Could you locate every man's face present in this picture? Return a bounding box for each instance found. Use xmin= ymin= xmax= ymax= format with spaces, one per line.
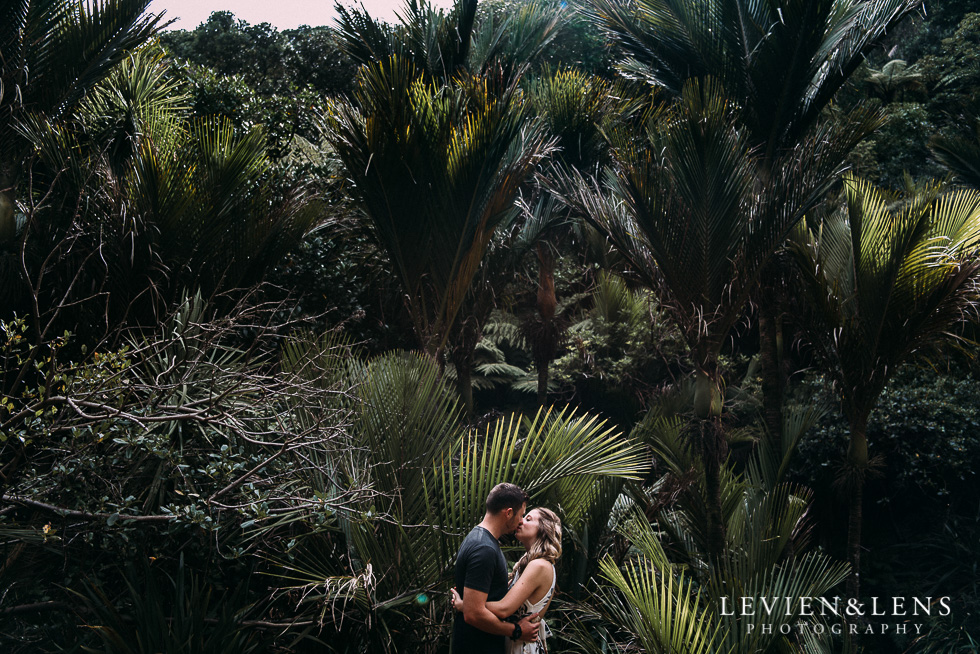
xmin=505 ymin=502 xmax=526 ymax=534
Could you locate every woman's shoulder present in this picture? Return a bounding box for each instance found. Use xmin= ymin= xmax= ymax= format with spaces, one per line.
xmin=524 ymin=558 xmax=554 ymax=577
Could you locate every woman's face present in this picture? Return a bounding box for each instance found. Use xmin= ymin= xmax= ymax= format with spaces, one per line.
xmin=515 ymin=509 xmax=541 ymax=545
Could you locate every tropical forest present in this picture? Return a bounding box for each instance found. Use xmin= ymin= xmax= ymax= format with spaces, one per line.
xmin=3 ymin=0 xmax=980 ymax=652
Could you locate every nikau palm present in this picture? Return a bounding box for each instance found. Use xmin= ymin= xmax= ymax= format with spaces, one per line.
xmin=570 ymin=407 xmax=850 ymax=654
xmin=588 ymin=0 xmax=920 ymax=444
xmin=560 ymin=78 xmax=864 ymax=558
xmin=19 ymin=47 xmax=319 ymax=325
xmin=588 ymin=0 xmax=920 ymax=156
xmin=792 ymin=175 xmax=980 ymax=598
xmin=0 ymin=0 xmax=164 ymax=309
xmin=324 ymin=55 xmax=553 ymax=366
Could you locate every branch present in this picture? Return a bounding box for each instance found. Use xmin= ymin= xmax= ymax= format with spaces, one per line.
xmin=0 ymin=601 xmax=72 ymax=616
xmin=1 ymin=494 xmax=174 ymax=523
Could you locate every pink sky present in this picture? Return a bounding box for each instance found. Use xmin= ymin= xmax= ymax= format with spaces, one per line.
xmin=149 ymin=0 xmax=454 ymax=30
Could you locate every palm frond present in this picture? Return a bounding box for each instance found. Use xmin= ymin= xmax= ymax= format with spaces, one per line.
xmin=588 ymin=0 xmax=917 ymax=152
xmin=433 ymin=405 xmax=649 ymax=556
xmin=792 ymin=175 xmax=980 ymax=421
xmin=324 ymin=55 xmax=553 ymax=353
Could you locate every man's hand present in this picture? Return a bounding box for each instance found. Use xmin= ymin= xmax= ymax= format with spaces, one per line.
xmin=517 ymin=612 xmax=541 ymax=642
xmin=450 ymin=587 xmax=463 ymax=612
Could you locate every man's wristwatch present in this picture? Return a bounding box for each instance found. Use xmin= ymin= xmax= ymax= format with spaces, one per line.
xmin=511 ymin=623 xmax=522 ymax=641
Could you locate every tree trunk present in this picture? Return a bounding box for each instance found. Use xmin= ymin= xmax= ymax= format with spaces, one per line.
xmin=536 ymin=360 xmax=549 ymax=407
xmin=757 ymin=255 xmax=790 ymax=444
xmin=702 ymin=418 xmax=727 ymax=561
xmin=845 ymin=414 xmax=869 ymax=600
xmin=451 ymin=343 xmax=475 ymax=419
xmin=449 ymin=316 xmax=482 ymax=419
xmin=0 ymin=191 xmax=14 ymax=243
xmin=758 ymin=300 xmax=784 ymax=442
xmin=694 ymin=366 xmax=727 ymax=561
xmin=533 ymin=243 xmax=557 ymax=407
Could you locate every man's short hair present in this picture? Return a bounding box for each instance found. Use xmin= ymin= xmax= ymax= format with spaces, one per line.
xmin=485 ymin=483 xmax=528 ymax=514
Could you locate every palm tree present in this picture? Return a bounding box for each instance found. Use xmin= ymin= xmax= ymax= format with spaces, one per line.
xmin=589 ymin=0 xmax=919 ymax=157
xmin=18 ymin=47 xmax=320 ymax=328
xmin=560 ymin=78 xmax=869 ymax=559
xmin=587 ymin=0 xmax=920 ymax=441
xmin=566 ymin=404 xmax=849 ymax=654
xmin=866 ymin=59 xmax=926 ymax=103
xmin=518 ymin=69 xmax=615 ymax=406
xmin=0 ymin=0 xmax=164 ymax=316
xmin=792 ymin=175 xmax=980 ymax=598
xmin=329 ymin=1 xmax=562 ymax=414
xmin=323 ymin=55 xmax=554 ymax=410
xmin=334 ymin=0 xmax=560 ymax=82
xmin=0 ymin=0 xmax=164 ymax=241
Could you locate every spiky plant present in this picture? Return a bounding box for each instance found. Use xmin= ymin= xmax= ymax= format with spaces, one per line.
xmin=563 ymin=401 xmax=849 ymax=654
xmin=559 ymin=77 xmax=870 ymax=558
xmin=323 ymin=55 xmax=553 ymax=372
xmin=792 ymin=175 xmax=980 ymax=598
xmin=0 ymin=0 xmax=164 ymax=313
xmin=586 ymin=0 xmax=920 ymax=448
xmin=17 ymin=47 xmax=319 ymax=327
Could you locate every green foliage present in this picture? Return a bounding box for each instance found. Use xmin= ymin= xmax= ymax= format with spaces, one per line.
xmin=589 ymin=0 xmax=917 ymax=155
xmin=919 ymin=13 xmax=980 ymax=112
xmin=0 ymin=0 xmax=164 ymax=184
xmin=792 ymin=176 xmax=980 ymax=428
xmin=6 ymin=2 xmax=980 ymax=652
xmin=0 ymin=297 xmax=372 ymax=650
xmin=529 ymin=66 xmax=612 ymax=173
xmin=76 ymin=556 xmax=268 ymax=654
xmin=789 ymin=366 xmax=980 ymax=651
xmin=160 ymin=14 xmax=357 ymax=160
xmin=334 ymin=0 xmax=479 ymax=79
xmin=563 ymin=78 xmax=864 ymax=373
xmin=324 ymin=55 xmax=553 ymax=354
xmin=792 ymin=366 xmax=980 ymax=502
xmin=565 ymin=408 xmax=851 ymax=654
xmin=468 ymin=0 xmax=562 ymax=74
xmin=160 ymin=11 xmax=355 ymax=96
xmin=537 ymin=0 xmax=615 ymax=75
xmin=551 ymin=272 xmax=686 ymax=416
xmin=856 ymin=101 xmax=944 ymax=187
xmin=15 ymin=46 xmax=321 ymax=329
xmin=169 ymin=59 xmax=323 ymax=159
xmin=901 ymin=510 xmax=980 ymax=653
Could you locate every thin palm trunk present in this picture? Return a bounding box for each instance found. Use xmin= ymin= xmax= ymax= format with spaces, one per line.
xmin=702 ymin=417 xmax=727 ymax=560
xmin=845 ymin=413 xmax=870 ymax=599
xmin=694 ymin=365 xmax=727 ymax=560
xmin=758 ymin=292 xmax=785 ymax=442
xmin=536 ymin=361 xmax=549 ymax=407
xmin=531 ymin=243 xmax=559 ymax=407
xmin=0 ymin=190 xmax=14 ymax=242
xmin=451 ymin=319 xmax=480 ymax=419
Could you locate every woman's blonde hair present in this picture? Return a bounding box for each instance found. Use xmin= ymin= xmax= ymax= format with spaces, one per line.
xmin=512 ymin=508 xmax=562 ymax=580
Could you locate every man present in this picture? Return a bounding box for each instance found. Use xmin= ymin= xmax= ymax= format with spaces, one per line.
xmin=453 ymin=483 xmax=540 ymax=653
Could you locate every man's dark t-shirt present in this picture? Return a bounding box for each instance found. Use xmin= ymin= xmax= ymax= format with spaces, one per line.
xmin=453 ymin=525 xmax=510 ymax=654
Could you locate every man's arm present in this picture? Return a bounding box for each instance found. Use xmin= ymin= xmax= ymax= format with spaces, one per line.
xmin=462 ymin=587 xmax=540 ymax=642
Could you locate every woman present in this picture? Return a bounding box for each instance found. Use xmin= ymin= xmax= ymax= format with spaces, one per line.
xmin=452 ymin=507 xmax=562 ymax=653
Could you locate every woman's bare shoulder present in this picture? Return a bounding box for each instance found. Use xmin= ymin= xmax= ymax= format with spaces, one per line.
xmin=524 ymin=558 xmax=554 ymax=576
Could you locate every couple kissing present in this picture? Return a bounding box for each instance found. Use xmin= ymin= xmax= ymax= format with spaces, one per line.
xmin=452 ymin=483 xmax=562 ymax=654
